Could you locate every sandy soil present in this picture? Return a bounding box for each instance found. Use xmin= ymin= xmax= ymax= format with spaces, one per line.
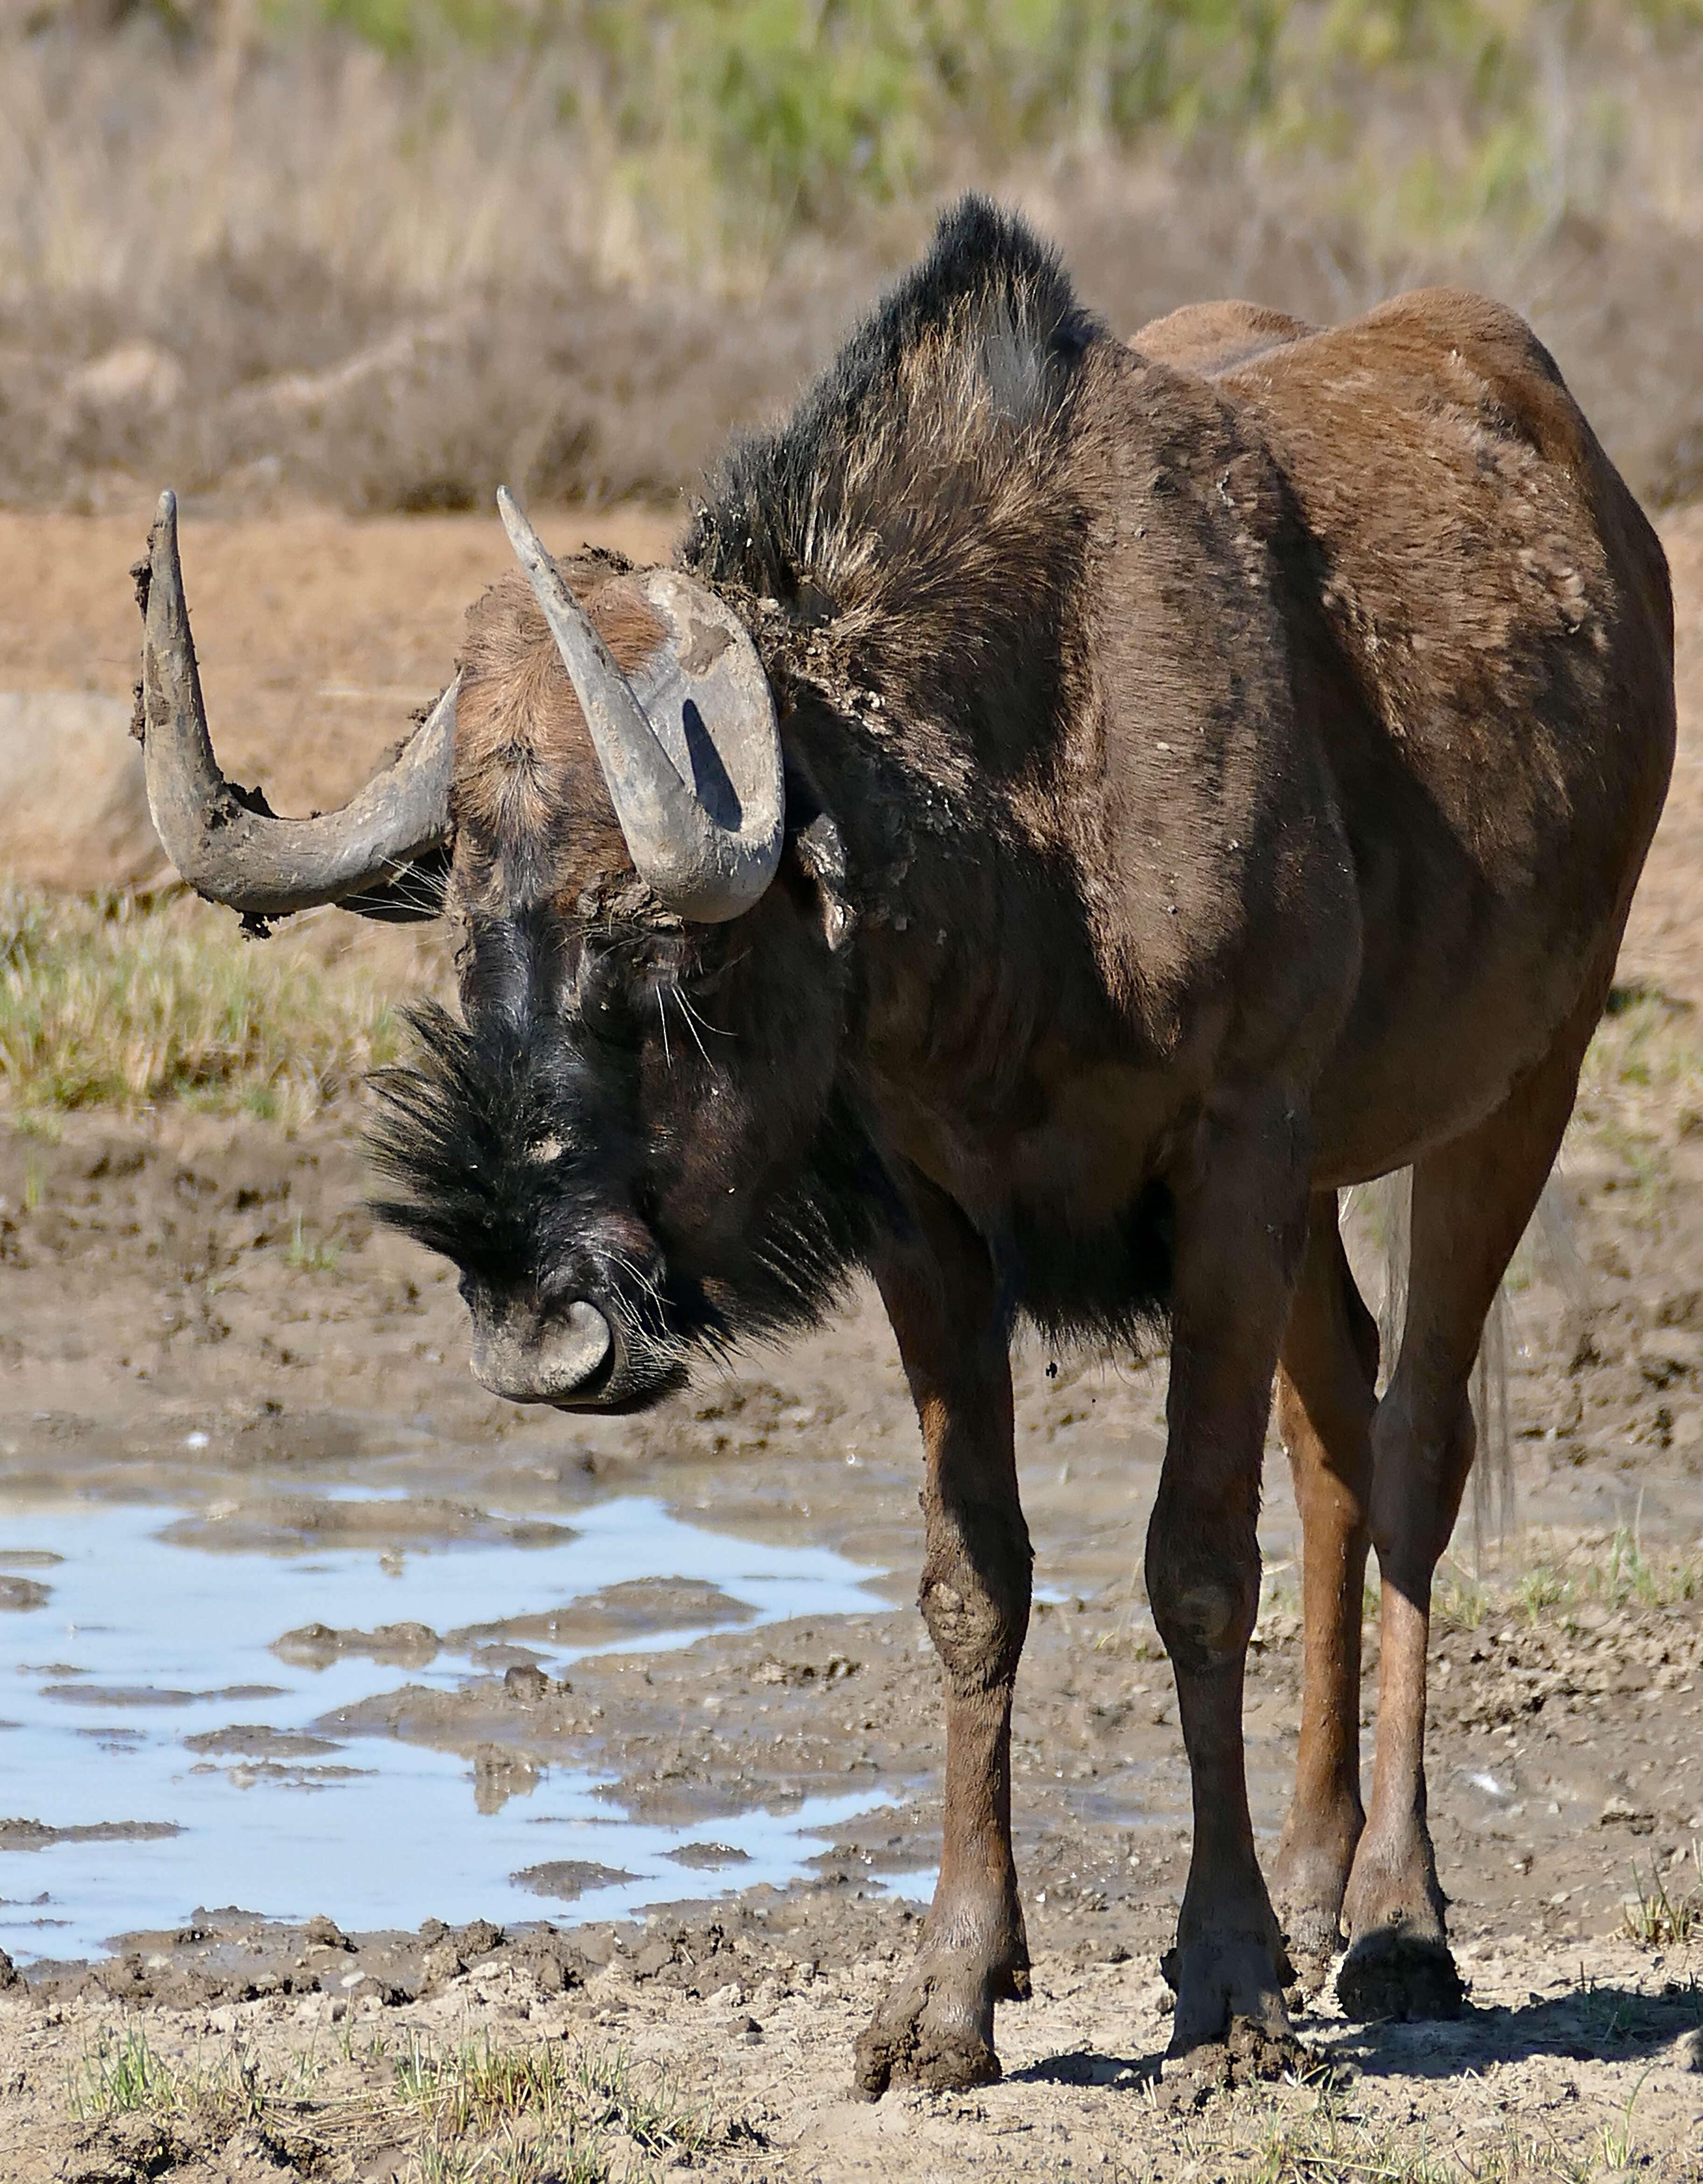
xmin=0 ymin=506 xmax=1701 ymax=2178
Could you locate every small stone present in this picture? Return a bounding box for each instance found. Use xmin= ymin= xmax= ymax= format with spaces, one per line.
xmin=419 ymin=1941 xmax=466 ymax=1993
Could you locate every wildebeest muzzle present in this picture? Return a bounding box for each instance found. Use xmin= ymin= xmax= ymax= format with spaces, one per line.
xmin=468 ymin=1295 xmax=620 ymax=1407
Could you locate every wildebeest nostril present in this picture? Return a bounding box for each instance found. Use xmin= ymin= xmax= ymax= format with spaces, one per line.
xmin=469 ymin=1299 xmax=613 ymax=1404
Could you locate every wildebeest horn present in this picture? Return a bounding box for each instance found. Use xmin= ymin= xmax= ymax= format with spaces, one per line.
xmin=497 ymin=487 xmax=783 ymax=922
xmin=137 ymin=490 xmax=457 ymax=919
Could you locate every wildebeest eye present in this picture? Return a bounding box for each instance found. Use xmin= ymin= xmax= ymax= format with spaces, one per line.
xmin=572 ymin=945 xmax=642 ymax=1046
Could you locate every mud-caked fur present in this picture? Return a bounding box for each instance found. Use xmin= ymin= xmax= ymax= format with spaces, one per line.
xmin=366 ymin=197 xmax=1675 ymax=2092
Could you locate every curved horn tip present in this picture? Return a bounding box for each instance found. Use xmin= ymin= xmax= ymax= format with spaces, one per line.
xmin=496 ymin=486 xmax=546 ymax=569
xmin=150 ymin=488 xmax=181 ymax=565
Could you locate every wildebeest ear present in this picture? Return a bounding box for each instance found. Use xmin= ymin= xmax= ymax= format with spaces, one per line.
xmin=786 ymin=810 xmax=856 ymax=952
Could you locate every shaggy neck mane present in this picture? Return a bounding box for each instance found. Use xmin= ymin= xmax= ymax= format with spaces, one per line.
xmin=685 ymin=197 xmax=1102 ymax=778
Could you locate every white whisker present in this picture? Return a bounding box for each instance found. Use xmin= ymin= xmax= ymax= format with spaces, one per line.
xmin=671 ymin=987 xmax=714 ymax=1069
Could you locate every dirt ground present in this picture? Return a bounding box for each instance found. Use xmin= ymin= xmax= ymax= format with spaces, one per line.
xmin=0 ymin=505 xmax=1701 ymax=2178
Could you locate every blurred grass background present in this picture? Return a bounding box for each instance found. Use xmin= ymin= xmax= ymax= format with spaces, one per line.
xmin=1 ymin=0 xmax=1700 ymax=514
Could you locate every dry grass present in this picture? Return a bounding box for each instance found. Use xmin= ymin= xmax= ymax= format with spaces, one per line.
xmin=0 ymin=881 xmax=407 ymax=1124
xmin=1123 ymin=2067 xmax=1703 ymax=2184
xmin=395 ymin=2031 xmax=718 ymax=2179
xmin=63 ymin=2021 xmax=732 ymax=2184
xmin=1623 ymin=1842 xmax=1703 ymax=1948
xmin=40 ymin=1995 xmax=1703 ymax=2184
xmin=0 ymin=5 xmax=1699 ymax=518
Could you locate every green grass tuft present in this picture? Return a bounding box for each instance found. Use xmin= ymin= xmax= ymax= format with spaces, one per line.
xmin=70 ymin=2025 xmax=183 ymax=2119
xmin=1623 ymin=1843 xmax=1703 ymax=1948
xmin=396 ymin=2033 xmax=718 ymax=2181
xmin=0 ymin=884 xmax=402 ymax=1125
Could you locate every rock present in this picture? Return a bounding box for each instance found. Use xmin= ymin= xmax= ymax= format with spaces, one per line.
xmin=0 ymin=691 xmax=169 ymax=892
xmin=418 ymin=1939 xmax=468 ymax=1995
xmin=506 ymin=1935 xmax=587 ymax=1996
xmin=633 ymin=1937 xmax=676 ymax=1979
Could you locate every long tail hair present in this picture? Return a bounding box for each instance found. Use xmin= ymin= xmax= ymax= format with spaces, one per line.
xmin=1343 ymin=1166 xmax=1584 ymax=1572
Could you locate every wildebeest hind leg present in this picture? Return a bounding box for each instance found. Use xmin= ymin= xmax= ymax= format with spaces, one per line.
xmin=1339 ymin=1001 xmax=1596 ymax=2022
xmin=1149 ymin=1094 xmax=1309 ymax=2067
xmin=1269 ymin=1192 xmax=1378 ymax=1986
xmin=853 ymin=1180 xmax=1032 ymax=2099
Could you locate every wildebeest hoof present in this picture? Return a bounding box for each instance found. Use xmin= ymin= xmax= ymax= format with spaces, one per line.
xmin=1162 ymin=2015 xmax=1309 ymax=2100
xmin=1275 ymin=1903 xmax=1342 ymax=1997
xmin=1283 ymin=1947 xmax=1334 ymax=2002
xmin=852 ymin=1949 xmax=1027 ymax=2099
xmin=1336 ymin=1923 xmax=1465 ymax=2022
xmin=853 ymin=2017 xmax=1000 ymax=2101
xmin=1165 ymin=1900 xmax=1294 ymax=2061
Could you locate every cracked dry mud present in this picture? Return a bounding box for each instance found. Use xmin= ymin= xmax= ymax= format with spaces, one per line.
xmin=0 ymin=507 xmax=1700 ymax=2176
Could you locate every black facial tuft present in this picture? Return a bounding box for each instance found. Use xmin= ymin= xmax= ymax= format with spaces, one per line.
xmin=366 ymin=1001 xmax=587 ymax=1289
xmin=367 ymin=1000 xmax=892 ymax=1359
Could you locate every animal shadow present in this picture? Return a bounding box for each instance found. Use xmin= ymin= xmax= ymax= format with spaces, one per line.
xmin=1334 ymin=1979 xmax=1702 ymax=2079
xmin=1006 ymin=1980 xmax=1701 ymax=2098
xmin=1006 ymin=2048 xmax=1161 ymax=2091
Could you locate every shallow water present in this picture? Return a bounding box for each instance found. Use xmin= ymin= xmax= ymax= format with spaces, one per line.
xmin=0 ymin=1494 xmax=906 ymax=1963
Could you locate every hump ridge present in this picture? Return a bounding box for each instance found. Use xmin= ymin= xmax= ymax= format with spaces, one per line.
xmin=686 ymin=196 xmax=1100 ymax=622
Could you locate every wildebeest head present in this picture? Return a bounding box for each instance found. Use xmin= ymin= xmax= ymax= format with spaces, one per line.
xmin=134 ymin=198 xmax=1099 ymax=1404
xmin=133 ymin=486 xmax=875 ymax=1412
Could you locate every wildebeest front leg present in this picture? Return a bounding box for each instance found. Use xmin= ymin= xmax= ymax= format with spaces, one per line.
xmin=854 ymin=1181 xmax=1031 ymax=2099
xmin=1150 ymin=1100 xmax=1308 ymax=2062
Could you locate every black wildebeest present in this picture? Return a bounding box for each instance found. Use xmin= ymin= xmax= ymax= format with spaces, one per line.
xmin=132 ymin=197 xmax=1674 ymax=2094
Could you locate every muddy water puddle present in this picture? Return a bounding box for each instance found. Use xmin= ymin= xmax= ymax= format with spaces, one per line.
xmin=0 ymin=1494 xmax=907 ymax=1962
